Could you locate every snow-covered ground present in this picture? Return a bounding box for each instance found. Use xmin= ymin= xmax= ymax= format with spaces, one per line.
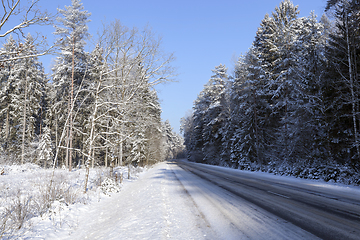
xmin=0 ymin=163 xmax=144 ymax=239
xmin=1 ymin=161 xmax=359 ymax=239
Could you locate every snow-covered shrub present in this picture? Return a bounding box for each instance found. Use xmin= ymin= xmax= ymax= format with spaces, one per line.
xmin=0 ymin=191 xmax=34 ymax=239
xmin=48 ymin=200 xmax=67 ymax=227
xmin=100 ymin=177 xmax=120 ymax=195
xmin=132 ymin=166 xmax=145 ymax=175
xmin=7 ymin=192 xmax=32 ymax=230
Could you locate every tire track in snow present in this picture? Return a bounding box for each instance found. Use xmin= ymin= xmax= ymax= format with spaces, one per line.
xmin=161 ymin=162 xmax=215 ymax=239
xmin=174 ymin=160 xmax=321 ymax=240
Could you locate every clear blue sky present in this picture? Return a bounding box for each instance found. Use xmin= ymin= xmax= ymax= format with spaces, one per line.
xmin=7 ymin=0 xmax=327 ymax=134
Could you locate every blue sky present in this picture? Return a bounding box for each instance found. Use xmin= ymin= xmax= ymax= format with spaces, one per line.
xmin=4 ymin=0 xmax=327 ymax=133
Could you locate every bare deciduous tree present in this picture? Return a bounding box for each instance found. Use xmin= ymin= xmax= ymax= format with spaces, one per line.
xmin=0 ymin=0 xmax=54 ymax=62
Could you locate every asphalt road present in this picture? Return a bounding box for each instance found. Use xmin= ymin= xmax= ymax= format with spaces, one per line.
xmin=176 ymin=160 xmax=360 ymax=240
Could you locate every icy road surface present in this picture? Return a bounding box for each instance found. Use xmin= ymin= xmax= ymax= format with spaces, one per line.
xmin=49 ymin=160 xmax=360 ymax=240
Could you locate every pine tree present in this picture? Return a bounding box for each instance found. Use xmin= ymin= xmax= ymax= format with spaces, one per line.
xmin=51 ymin=0 xmax=91 ymax=170
xmin=180 ymin=111 xmax=195 ymax=160
xmin=190 ymin=88 xmax=210 ymax=163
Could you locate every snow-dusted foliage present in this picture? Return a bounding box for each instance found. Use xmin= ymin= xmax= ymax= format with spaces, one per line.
xmin=182 ymin=0 xmax=360 ymax=184
xmin=37 ymin=127 xmax=53 ymax=168
xmin=183 ymin=64 xmax=230 ymax=165
xmin=0 ymin=34 xmax=47 ymax=164
xmin=162 ymin=120 xmax=186 ymax=160
xmin=100 ymin=177 xmax=120 ymax=195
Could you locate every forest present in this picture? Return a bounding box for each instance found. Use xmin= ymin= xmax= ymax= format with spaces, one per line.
xmin=181 ymin=0 xmax=360 ymax=184
xmin=0 ymin=0 xmax=185 ymax=171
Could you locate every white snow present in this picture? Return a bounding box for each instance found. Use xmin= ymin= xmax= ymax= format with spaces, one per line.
xmin=1 ymin=160 xmax=359 ymax=239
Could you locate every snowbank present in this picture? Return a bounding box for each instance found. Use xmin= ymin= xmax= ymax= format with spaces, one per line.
xmin=0 ymin=163 xmax=146 ymax=239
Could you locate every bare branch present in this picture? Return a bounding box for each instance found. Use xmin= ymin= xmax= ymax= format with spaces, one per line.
xmin=1 ymin=0 xmax=53 ymax=38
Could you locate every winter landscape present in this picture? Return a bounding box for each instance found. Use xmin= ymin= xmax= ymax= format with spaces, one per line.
xmin=1 ymin=0 xmax=360 ymax=239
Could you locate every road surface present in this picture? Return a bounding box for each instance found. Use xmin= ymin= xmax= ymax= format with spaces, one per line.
xmin=48 ymin=160 xmax=360 ymax=239
xmin=175 ymin=160 xmax=360 ymax=240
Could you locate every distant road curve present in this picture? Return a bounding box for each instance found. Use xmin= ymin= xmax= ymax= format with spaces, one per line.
xmin=176 ymin=160 xmax=360 ymax=240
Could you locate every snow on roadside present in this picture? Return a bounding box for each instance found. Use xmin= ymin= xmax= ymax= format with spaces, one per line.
xmin=185 ymin=160 xmax=360 ymax=199
xmin=51 ymin=162 xmax=213 ymax=240
xmin=0 ymin=163 xmax=146 ymax=239
xmin=2 ymin=160 xmax=359 ymax=239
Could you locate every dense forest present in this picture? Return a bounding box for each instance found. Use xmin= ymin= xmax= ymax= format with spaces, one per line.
xmin=181 ymin=0 xmax=360 ymax=184
xmin=0 ymin=0 xmax=185 ymax=170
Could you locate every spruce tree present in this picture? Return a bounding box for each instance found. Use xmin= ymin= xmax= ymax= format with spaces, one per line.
xmin=0 ymin=35 xmax=47 ymax=163
xmin=0 ymin=36 xmax=17 ymax=157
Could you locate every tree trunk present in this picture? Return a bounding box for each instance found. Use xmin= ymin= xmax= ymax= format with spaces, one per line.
xmin=65 ymin=96 xmax=70 ymax=168
xmin=69 ymin=35 xmax=75 ymax=172
xmin=253 ymin=89 xmax=260 ymax=164
xmin=84 ymin=77 xmax=101 ymax=191
xmin=5 ymin=110 xmax=9 ymax=140
xmin=345 ymin=8 xmax=360 ymax=163
xmin=21 ymin=69 xmax=28 ymax=165
xmin=91 ymin=148 xmax=94 ymax=168
xmin=105 ymin=146 xmax=108 ymax=167
xmin=119 ymin=141 xmax=123 ymax=166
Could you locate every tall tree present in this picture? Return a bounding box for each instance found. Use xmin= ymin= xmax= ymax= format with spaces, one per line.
xmin=83 ymin=20 xmax=175 ymax=192
xmin=0 ymin=34 xmax=47 ymax=163
xmin=253 ymin=0 xmax=315 ymax=163
xmin=187 ymin=64 xmax=229 ymax=164
xmin=0 ymin=36 xmax=17 ymax=158
xmin=11 ymin=34 xmax=47 ymax=164
xmin=230 ymin=49 xmax=270 ymax=169
xmin=324 ymin=0 xmax=360 ymax=168
xmin=51 ymin=0 xmax=91 ymax=170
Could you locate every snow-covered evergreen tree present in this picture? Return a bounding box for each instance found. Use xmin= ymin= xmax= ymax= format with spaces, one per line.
xmin=0 ymin=36 xmax=17 ymax=156
xmin=180 ymin=111 xmax=195 ymax=160
xmin=324 ymin=0 xmax=360 ymax=168
xmin=230 ymin=49 xmax=270 ymax=169
xmin=294 ymin=12 xmax=329 ymax=164
xmin=51 ymin=0 xmax=91 ymax=170
xmin=202 ymin=64 xmax=229 ymax=165
xmin=0 ymin=34 xmax=47 ymax=163
xmin=186 ymin=65 xmax=229 ymax=164
xmin=37 ymin=127 xmax=53 ymax=168
xmin=252 ymin=0 xmax=318 ymax=164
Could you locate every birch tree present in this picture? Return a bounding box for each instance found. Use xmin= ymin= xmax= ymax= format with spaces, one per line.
xmin=324 ymin=0 xmax=360 ymax=167
xmin=83 ymin=20 xmax=175 ymax=192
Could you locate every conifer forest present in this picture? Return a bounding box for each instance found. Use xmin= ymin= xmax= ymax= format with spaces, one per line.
xmin=181 ymin=0 xmax=360 ymax=183
xmin=0 ymin=0 xmax=185 ymax=170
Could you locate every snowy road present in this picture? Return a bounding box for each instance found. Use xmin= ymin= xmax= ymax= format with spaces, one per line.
xmin=56 ymin=160 xmax=360 ymax=240
xmin=177 ymin=160 xmax=360 ymax=240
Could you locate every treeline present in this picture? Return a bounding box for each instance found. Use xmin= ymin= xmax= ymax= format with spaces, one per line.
xmin=181 ymin=0 xmax=360 ymax=183
xmin=0 ymin=0 xmax=185 ymax=169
